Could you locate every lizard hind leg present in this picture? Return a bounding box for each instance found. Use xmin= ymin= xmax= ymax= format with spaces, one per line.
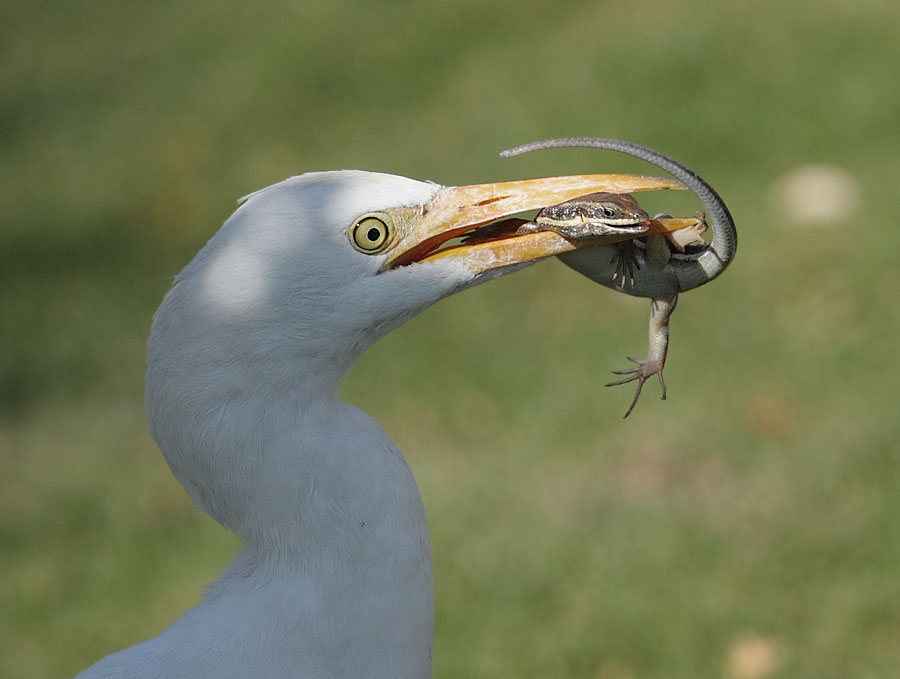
xmin=606 ymin=294 xmax=676 ymax=418
xmin=664 ymin=211 xmax=709 ymax=252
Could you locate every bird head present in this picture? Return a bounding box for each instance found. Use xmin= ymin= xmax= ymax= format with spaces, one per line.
xmin=145 ymin=169 xmax=680 ymax=534
xmin=149 ymin=169 xmax=682 ymax=384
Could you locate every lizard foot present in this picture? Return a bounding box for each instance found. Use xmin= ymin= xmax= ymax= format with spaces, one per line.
xmin=664 ymin=212 xmax=708 ymax=252
xmin=610 ymin=241 xmax=640 ymax=289
xmin=606 ymin=355 xmax=667 ymax=418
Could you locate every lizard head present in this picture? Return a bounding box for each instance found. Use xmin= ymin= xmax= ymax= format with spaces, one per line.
xmin=536 ymin=191 xmax=651 ymax=239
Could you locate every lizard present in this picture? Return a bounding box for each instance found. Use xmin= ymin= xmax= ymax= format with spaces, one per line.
xmin=501 ymin=137 xmax=738 ymax=417
xmin=462 ymin=191 xmax=654 ymax=245
xmin=534 ymin=191 xmax=708 ymax=288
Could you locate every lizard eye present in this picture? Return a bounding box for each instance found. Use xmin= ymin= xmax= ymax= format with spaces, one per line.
xmin=602 ymin=206 xmax=616 ymax=218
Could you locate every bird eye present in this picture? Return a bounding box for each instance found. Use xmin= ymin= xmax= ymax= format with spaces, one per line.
xmin=351 ymin=216 xmax=392 ymax=253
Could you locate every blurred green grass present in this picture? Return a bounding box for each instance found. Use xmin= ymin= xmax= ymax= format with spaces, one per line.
xmin=2 ymin=0 xmax=899 ymax=677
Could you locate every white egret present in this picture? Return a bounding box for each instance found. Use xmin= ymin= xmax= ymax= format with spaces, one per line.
xmin=77 ymin=168 xmax=684 ymax=679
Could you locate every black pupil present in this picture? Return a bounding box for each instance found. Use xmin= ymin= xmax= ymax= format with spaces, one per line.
xmin=366 ymin=226 xmax=381 ymax=242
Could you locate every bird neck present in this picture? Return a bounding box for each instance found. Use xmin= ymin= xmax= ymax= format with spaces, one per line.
xmin=139 ymin=373 xmax=435 ymax=677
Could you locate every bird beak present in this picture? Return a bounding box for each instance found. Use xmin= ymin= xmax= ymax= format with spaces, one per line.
xmin=384 ymin=174 xmax=685 ymax=274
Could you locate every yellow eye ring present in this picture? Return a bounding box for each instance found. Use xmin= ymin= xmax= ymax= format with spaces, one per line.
xmin=351 ymin=216 xmax=392 ymax=253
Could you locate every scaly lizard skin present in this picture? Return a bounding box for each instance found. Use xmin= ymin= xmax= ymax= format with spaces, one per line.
xmin=530 ymin=191 xmax=652 ymax=238
xmin=502 ymin=138 xmax=737 ymax=417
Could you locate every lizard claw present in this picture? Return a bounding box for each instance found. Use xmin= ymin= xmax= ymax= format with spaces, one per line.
xmin=605 ymin=356 xmax=667 ymax=418
xmin=610 ymin=242 xmax=640 ymax=289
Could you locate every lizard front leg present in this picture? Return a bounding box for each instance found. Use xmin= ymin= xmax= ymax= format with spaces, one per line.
xmin=613 ymin=213 xmax=706 ymax=289
xmin=607 ymin=292 xmax=677 ymax=418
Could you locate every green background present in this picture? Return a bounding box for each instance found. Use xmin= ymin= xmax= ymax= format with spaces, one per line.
xmin=3 ymin=1 xmax=898 ymax=677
